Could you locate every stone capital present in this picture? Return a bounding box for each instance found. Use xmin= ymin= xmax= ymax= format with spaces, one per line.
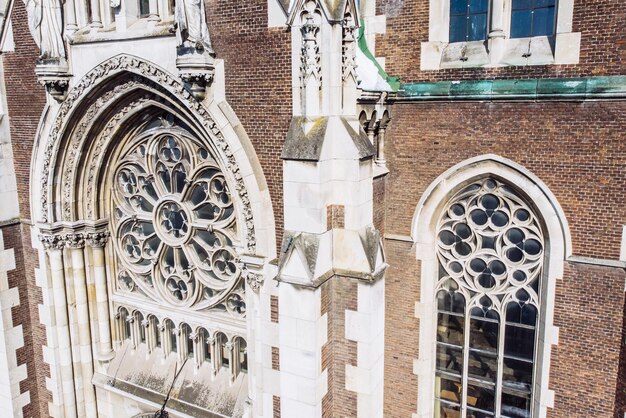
xmin=86 ymin=231 xmax=110 ymax=248
xmin=39 ymin=234 xmax=65 ymax=251
xmin=63 ymin=233 xmax=86 ymax=249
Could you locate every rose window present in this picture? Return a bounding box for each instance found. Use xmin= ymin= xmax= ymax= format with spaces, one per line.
xmin=434 ymin=179 xmax=545 ymax=418
xmin=111 ymin=128 xmax=244 ymax=315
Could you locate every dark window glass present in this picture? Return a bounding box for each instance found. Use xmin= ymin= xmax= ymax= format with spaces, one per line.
xmin=467 ymin=382 xmax=496 ymax=413
xmin=155 ymin=323 xmax=162 ymax=348
xmin=502 ymin=358 xmax=533 ymax=393
xmin=240 ymin=348 xmax=248 ymax=372
xmin=436 ymin=344 xmax=464 ymax=375
xmin=170 ymin=328 xmax=177 ymax=353
xmin=449 ymin=0 xmax=489 ymax=42
xmin=504 ymin=324 xmax=536 ymax=360
xmin=511 ymin=0 xmax=557 ymax=38
xmin=139 ymin=0 xmax=150 ymax=17
xmin=437 ymin=374 xmax=463 ymax=403
xmin=435 ymin=399 xmax=461 ymax=418
xmin=438 ymin=313 xmax=465 ymax=346
xmin=467 ymin=350 xmax=498 ymax=383
xmin=501 ymin=389 xmax=532 ymax=418
xmin=437 ymin=290 xmax=466 ymax=314
xmin=469 ymin=318 xmax=499 ymax=353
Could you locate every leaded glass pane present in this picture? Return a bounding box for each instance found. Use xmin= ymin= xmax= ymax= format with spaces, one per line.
xmin=436 ymin=344 xmax=464 ymax=375
xmin=501 ymin=389 xmax=532 ymax=418
xmin=438 ymin=313 xmax=465 ymax=346
xmin=467 ymin=381 xmax=496 ymax=413
xmin=434 ymin=178 xmax=544 ymax=418
xmin=511 ymin=0 xmax=556 ymax=38
xmin=449 ymin=0 xmax=488 ymax=42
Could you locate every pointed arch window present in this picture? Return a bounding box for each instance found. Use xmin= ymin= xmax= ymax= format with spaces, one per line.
xmin=434 ymin=178 xmax=544 ymax=418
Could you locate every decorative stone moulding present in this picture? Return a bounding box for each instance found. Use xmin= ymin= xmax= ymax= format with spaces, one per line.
xmin=35 ymin=60 xmax=71 ymax=102
xmin=176 ymin=50 xmax=215 ymax=100
xmin=38 ymin=55 xmax=256 ymax=254
xmin=276 ymin=226 xmax=387 ymax=288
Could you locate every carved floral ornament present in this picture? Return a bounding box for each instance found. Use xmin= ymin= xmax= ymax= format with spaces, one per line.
xmin=111 ymin=127 xmax=247 ymax=314
xmin=38 ymin=55 xmax=256 ymax=253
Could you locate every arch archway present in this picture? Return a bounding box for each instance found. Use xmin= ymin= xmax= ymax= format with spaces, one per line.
xmin=411 ymin=154 xmax=570 ymax=418
xmin=32 ymin=54 xmax=275 ymax=417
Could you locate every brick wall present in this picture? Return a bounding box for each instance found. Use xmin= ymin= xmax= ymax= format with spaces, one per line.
xmin=548 ymin=263 xmax=625 ymax=418
xmin=615 ymin=295 xmax=626 ymax=418
xmin=208 ymin=0 xmax=292 ymax=252
xmin=383 ymin=239 xmax=420 ymax=416
xmin=321 ymin=277 xmax=358 ymax=417
xmin=381 ymin=99 xmax=626 ymax=416
xmin=385 ymin=101 xmax=626 ymax=259
xmin=376 ymin=0 xmax=626 ymax=82
xmin=4 ymin=1 xmax=50 ymax=417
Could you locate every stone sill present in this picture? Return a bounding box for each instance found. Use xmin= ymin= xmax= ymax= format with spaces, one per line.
xmin=396 ymin=76 xmax=626 ymax=102
xmin=421 ymin=32 xmax=581 ymax=70
xmin=69 ymin=18 xmax=174 ymax=44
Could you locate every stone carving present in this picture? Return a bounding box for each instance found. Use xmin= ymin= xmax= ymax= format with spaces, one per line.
xmin=243 ymin=269 xmax=263 ymax=292
xmin=24 ymin=0 xmax=66 ymax=61
xmin=63 ymin=233 xmax=85 ymax=249
xmin=174 ymin=0 xmax=214 ymax=53
xmin=39 ymin=234 xmax=65 ymax=250
xmin=111 ymin=127 xmax=245 ymax=313
xmin=86 ymin=231 xmax=110 ymax=248
xmin=300 ymin=6 xmax=321 ymax=85
xmin=40 ymin=55 xmax=255 ymax=253
xmin=342 ymin=12 xmax=357 ymax=82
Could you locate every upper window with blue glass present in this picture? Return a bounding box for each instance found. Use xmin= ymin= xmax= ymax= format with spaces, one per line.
xmin=449 ymin=0 xmax=489 ymax=43
xmin=511 ymin=0 xmax=557 ymax=38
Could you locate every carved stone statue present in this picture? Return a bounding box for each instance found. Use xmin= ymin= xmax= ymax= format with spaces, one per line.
xmin=25 ymin=0 xmax=66 ymax=62
xmin=174 ymin=0 xmax=214 ymax=54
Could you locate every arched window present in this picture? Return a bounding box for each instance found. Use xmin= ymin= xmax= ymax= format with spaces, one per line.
xmin=118 ymin=307 xmax=131 ymax=340
xmin=133 ymin=311 xmax=146 ymax=345
xmin=434 ymin=178 xmax=544 ymax=418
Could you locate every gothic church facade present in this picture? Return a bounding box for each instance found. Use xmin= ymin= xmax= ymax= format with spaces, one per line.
xmin=0 ymin=0 xmax=623 ymax=417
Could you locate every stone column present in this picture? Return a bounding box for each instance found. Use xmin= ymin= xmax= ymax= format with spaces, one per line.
xmin=40 ymin=235 xmax=78 ymax=418
xmin=208 ymin=337 xmax=218 ymax=375
xmin=86 ymin=232 xmax=114 ymax=361
xmin=64 ymin=234 xmax=97 ymax=417
xmin=65 ymin=0 xmax=78 ymax=31
xmin=89 ymin=0 xmax=103 ymax=27
xmin=225 ymin=341 xmax=235 ymax=382
xmin=489 ymin=0 xmax=506 ymax=65
xmin=375 ymin=125 xmax=386 ymax=166
xmin=148 ymin=0 xmax=159 ymax=21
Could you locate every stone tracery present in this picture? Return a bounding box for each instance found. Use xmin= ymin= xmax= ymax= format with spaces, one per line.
xmin=112 ymin=127 xmax=244 ymax=314
xmin=434 ymin=178 xmax=545 ymax=418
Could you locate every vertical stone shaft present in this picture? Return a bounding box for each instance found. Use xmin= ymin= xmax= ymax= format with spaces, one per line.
xmin=65 ymin=0 xmax=78 ymax=30
xmin=89 ymin=236 xmax=114 ymax=360
xmin=48 ymin=244 xmax=78 ymax=418
xmin=148 ymin=0 xmax=159 ymax=20
xmin=68 ymin=244 xmax=97 ymax=417
xmin=90 ymin=0 xmax=103 ymax=27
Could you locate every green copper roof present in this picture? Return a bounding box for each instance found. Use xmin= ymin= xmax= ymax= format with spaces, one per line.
xmin=357 ymin=20 xmax=401 ymax=92
xmin=398 ymin=76 xmax=626 ymax=101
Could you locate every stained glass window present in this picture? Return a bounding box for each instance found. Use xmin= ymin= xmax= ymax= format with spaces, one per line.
xmin=449 ymin=0 xmax=489 ymax=42
xmin=511 ymin=0 xmax=557 ymax=38
xmin=434 ymin=179 xmax=544 ymax=418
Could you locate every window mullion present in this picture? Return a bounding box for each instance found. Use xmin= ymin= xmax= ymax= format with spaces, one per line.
xmin=461 ymin=301 xmax=471 ymax=418
xmin=496 ymin=309 xmax=506 ymax=418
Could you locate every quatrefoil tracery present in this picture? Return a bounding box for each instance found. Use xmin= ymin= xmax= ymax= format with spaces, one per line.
xmin=112 ymin=128 xmax=244 ymax=314
xmin=436 ymin=179 xmax=544 ymax=308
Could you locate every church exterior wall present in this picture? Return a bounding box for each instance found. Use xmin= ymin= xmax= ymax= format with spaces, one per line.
xmin=0 ymin=0 xmax=622 ymax=416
